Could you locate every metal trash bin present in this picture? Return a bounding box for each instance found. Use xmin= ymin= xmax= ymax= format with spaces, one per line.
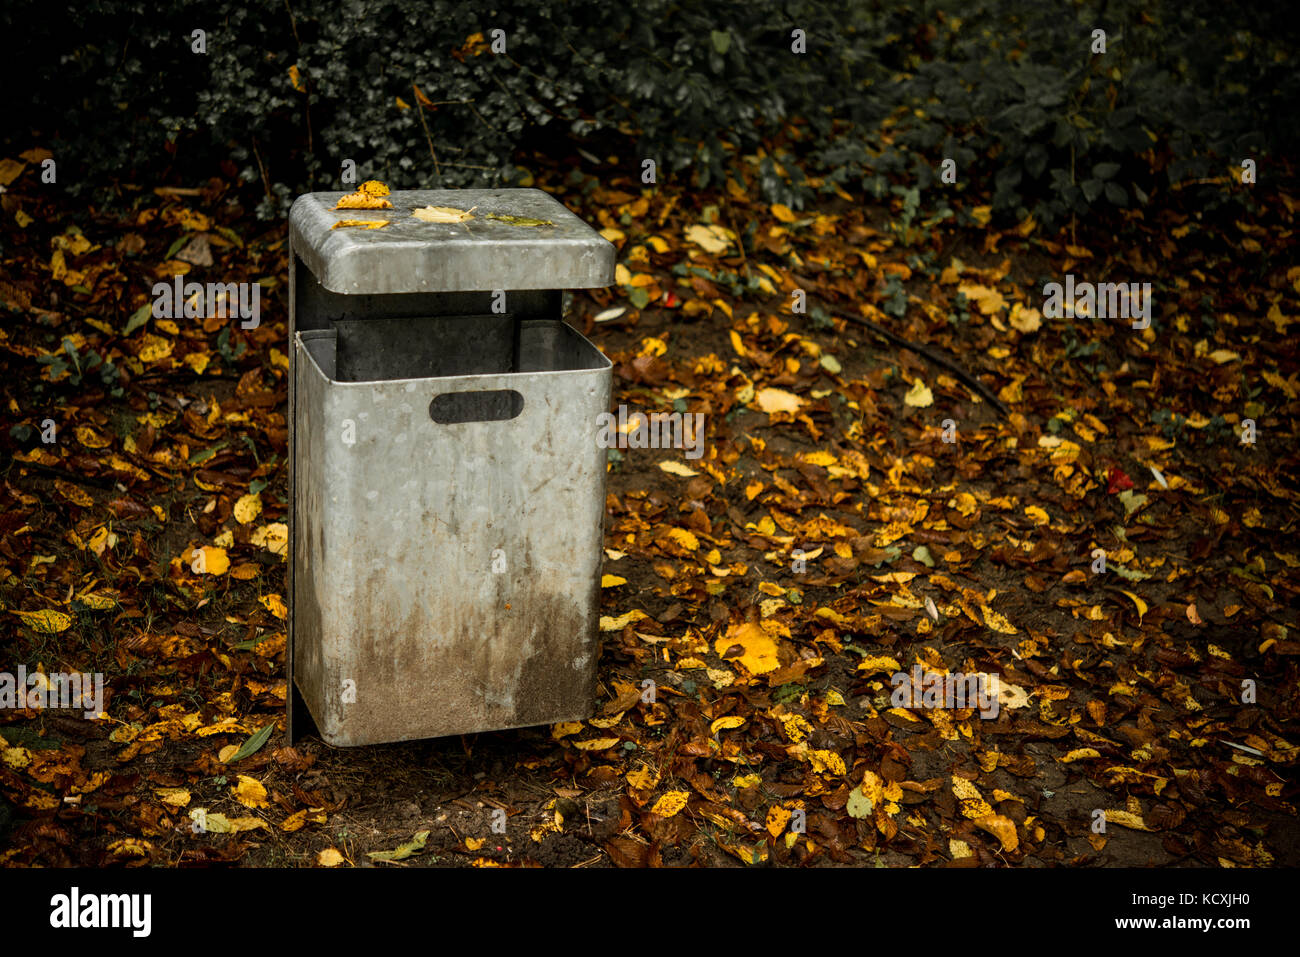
xmin=286 ymin=189 xmax=615 ymax=746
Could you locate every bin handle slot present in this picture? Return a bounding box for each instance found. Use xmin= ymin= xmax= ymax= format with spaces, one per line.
xmin=430 ymin=389 xmax=524 ymax=424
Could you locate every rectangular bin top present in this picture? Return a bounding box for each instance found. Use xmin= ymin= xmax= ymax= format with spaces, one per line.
xmin=290 ymin=188 xmax=615 ymax=295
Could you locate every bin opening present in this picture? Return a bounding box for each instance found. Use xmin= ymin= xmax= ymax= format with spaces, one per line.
xmin=298 ymin=318 xmax=609 ymax=384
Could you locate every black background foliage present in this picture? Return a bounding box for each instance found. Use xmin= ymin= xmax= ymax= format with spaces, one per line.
xmin=2 ymin=0 xmax=1295 ymax=223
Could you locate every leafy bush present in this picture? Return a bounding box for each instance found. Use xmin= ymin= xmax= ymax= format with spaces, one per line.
xmin=3 ymin=0 xmax=1294 ymax=224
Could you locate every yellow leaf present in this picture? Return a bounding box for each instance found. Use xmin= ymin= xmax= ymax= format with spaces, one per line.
xmin=650 ymin=790 xmax=690 ymax=818
xmin=1060 ymin=748 xmax=1101 ymax=763
xmin=807 ymin=749 xmax=846 ymax=775
xmin=250 ymin=522 xmax=288 ymax=557
xmin=572 ymin=737 xmax=620 ymax=751
xmin=626 ymin=764 xmax=661 ymax=791
xmin=155 ymin=787 xmax=191 ymax=807
xmin=766 ymin=804 xmax=792 ymax=836
xmin=1024 ymin=505 xmax=1050 ymax=525
xmin=54 ymin=479 xmax=94 ymax=507
xmin=331 ymin=219 xmax=390 ymax=230
xmin=658 ymin=460 xmax=699 ymax=477
xmin=856 ymin=654 xmax=901 ymax=676
xmin=137 ymin=333 xmax=173 ymax=364
xmin=318 ymin=848 xmax=346 ymax=867
xmin=684 ymin=223 xmax=731 ymax=254
xmin=412 ymin=205 xmax=477 ymax=223
xmin=754 ymin=387 xmax=803 ymax=414
xmin=1009 ymin=302 xmax=1041 ymax=333
xmin=0 ymin=158 xmax=26 ymax=187
xmin=957 ymin=282 xmax=1006 ymax=315
xmin=1119 ymin=590 xmax=1147 ymax=620
xmin=288 ymin=64 xmax=305 ymax=91
xmin=732 ymin=773 xmax=762 ymax=789
xmin=551 ymin=721 xmax=582 ymax=739
xmin=13 ymin=609 xmax=72 ymax=634
xmin=666 ymin=528 xmax=699 ymax=552
xmin=974 ymin=813 xmax=1019 ymax=851
xmin=601 ymin=575 xmax=626 ymax=588
xmin=952 ymin=776 xmax=993 ymax=819
xmin=710 ymin=716 xmax=746 ymax=734
xmin=1103 ymin=809 xmax=1152 ymax=831
xmin=464 ymin=837 xmax=485 ymax=851
xmin=714 ymin=622 xmax=779 ymax=675
xmin=904 ymin=378 xmax=933 ymax=407
xmin=259 ymin=593 xmax=288 ymax=620
xmin=600 ymin=609 xmax=649 ymax=631
xmin=232 ymin=775 xmax=269 ymax=809
xmin=334 ymin=183 xmax=393 ymax=209
xmin=981 ymin=605 xmax=1018 ymax=634
xmin=233 ymin=492 xmax=262 ymax=525
xmin=188 ymin=545 xmax=230 ymax=575
xmin=74 ymin=426 xmax=110 ymax=449
xmin=770 ymin=203 xmax=797 ymax=223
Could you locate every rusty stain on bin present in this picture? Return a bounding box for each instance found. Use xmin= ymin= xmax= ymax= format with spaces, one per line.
xmin=288 ymin=189 xmax=615 ymax=746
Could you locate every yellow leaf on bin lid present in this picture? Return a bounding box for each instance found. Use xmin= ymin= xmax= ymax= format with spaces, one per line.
xmin=335 ymin=181 xmax=392 ymax=209
xmin=331 ymin=219 xmax=390 ymax=230
xmin=412 ymin=205 xmax=476 ymax=223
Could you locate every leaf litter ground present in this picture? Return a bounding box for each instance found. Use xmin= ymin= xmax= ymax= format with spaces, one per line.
xmin=0 ymin=144 xmax=1297 ymax=867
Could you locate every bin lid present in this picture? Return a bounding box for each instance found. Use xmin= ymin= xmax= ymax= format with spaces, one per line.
xmin=289 ymin=189 xmax=616 ymax=295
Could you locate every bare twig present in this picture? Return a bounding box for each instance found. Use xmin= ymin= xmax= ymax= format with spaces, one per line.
xmin=414 ymin=84 xmax=441 ymax=181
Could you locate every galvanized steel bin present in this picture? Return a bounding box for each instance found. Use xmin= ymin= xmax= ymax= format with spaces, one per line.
xmin=287 ymin=189 xmax=615 ymax=746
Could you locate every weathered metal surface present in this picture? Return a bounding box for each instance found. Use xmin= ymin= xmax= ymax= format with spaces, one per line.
xmin=289 ymin=189 xmax=615 ymax=295
xmin=291 ymin=321 xmax=611 ymax=746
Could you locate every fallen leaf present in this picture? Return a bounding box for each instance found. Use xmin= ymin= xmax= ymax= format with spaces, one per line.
xmin=413 ymin=205 xmax=477 ymax=223
xmin=904 ymin=379 xmax=934 ymax=407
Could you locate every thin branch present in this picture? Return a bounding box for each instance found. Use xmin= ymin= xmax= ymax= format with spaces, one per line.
xmin=414 ymin=83 xmax=440 ymax=181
